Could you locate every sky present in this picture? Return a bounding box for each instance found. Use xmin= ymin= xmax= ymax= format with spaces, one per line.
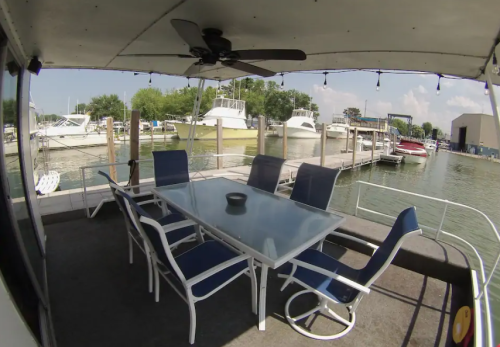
xmin=30 ymin=69 xmax=500 ymax=135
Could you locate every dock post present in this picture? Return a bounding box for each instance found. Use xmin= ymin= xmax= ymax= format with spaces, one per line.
xmin=352 ymin=128 xmax=358 ymax=169
xmin=392 ymin=133 xmax=396 ymax=154
xmin=130 ymin=110 xmax=140 ymax=193
xmin=345 ymin=127 xmax=350 ymax=152
xmin=371 ymin=130 xmax=376 ymax=165
xmin=106 ymin=117 xmax=117 ymax=182
xmin=217 ymin=118 xmax=223 ymax=169
xmin=320 ymin=123 xmax=327 ymax=166
xmin=151 ymin=121 xmax=154 ymax=144
xmin=282 ymin=122 xmax=287 ymax=159
xmin=258 ymin=115 xmax=265 ymax=155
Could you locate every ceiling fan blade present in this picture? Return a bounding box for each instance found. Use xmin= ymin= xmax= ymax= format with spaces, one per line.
xmin=221 ymin=61 xmax=276 ymax=77
xmin=183 ymin=62 xmax=207 ymax=76
xmin=171 ymin=19 xmax=210 ymax=50
xmin=118 ymin=53 xmax=194 ymax=58
xmin=231 ymin=49 xmax=306 ymax=61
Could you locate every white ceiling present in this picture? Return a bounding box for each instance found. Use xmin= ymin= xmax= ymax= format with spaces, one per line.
xmin=2 ymin=0 xmax=500 ymax=82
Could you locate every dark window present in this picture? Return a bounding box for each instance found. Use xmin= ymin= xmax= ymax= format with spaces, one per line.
xmin=301 ymin=122 xmax=314 ymax=129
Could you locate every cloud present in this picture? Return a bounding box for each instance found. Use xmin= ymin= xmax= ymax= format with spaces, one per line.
xmin=312 ymin=84 xmax=363 ymax=122
xmin=371 ymin=101 xmax=393 ymax=117
xmin=446 ymin=96 xmax=481 ymax=112
xmin=402 ymin=90 xmax=430 ymax=120
xmin=442 ymin=80 xmax=455 ymax=88
xmin=416 ymin=85 xmax=428 ymax=94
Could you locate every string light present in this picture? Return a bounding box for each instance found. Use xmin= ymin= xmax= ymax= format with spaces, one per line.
xmin=323 ymin=72 xmax=328 ymax=89
xmin=187 ymin=77 xmax=190 ymax=88
xmin=148 ymin=72 xmax=152 ymax=87
xmin=485 ymin=81 xmax=490 ymax=95
xmin=436 ymin=74 xmax=442 ymax=95
xmin=376 ymin=70 xmax=381 ymax=91
xmin=280 ymin=73 xmax=285 ymax=90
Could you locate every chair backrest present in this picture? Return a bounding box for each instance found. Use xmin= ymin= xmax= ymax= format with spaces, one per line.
xmin=359 ymin=207 xmax=421 ymax=286
xmin=116 ymin=190 xmax=185 ymax=283
xmin=152 ymin=150 xmax=190 ymax=187
xmin=98 ymin=170 xmax=135 ymax=229
xmin=290 ymin=163 xmax=340 ymax=210
xmin=246 ymin=154 xmax=286 ymax=194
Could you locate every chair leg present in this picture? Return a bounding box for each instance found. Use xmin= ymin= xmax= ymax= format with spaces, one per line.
xmin=128 ymin=234 xmax=133 ymax=264
xmin=284 ymin=290 xmax=355 ymax=340
xmin=247 ymin=258 xmax=257 ymax=314
xmin=147 ymin=253 xmax=153 ymax=293
xmin=154 ymin=267 xmax=160 ymax=302
xmin=188 ymin=299 xmax=197 ymax=344
xmin=195 ymin=225 xmax=204 ymax=243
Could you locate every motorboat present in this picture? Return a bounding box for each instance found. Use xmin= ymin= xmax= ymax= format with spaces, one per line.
xmin=395 ymin=139 xmax=428 ymax=164
xmin=274 ymin=108 xmax=320 ymax=139
xmin=40 ymin=114 xmax=109 ymax=149
xmin=424 ymin=139 xmax=437 ymax=155
xmin=175 ymin=96 xmax=257 ymax=140
xmin=326 ymin=116 xmax=349 ymax=139
xmin=361 ymin=137 xmax=384 ymax=150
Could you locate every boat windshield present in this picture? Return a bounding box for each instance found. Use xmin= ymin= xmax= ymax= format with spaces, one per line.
xmin=293 ymin=109 xmax=314 ymax=118
xmin=212 ymin=98 xmax=245 ymax=111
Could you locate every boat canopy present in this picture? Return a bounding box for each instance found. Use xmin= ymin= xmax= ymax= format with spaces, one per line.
xmin=2 ymin=0 xmax=500 ymax=84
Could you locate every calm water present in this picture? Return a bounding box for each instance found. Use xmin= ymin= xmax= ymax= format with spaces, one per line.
xmin=39 ymin=138 xmax=500 ymax=340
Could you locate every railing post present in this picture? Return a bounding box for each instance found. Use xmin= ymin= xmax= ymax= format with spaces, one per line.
xmin=130 ymin=110 xmax=140 ymax=193
xmin=371 ymin=130 xmax=376 ymax=165
xmin=106 ymin=117 xmax=117 ymax=182
xmin=217 ymin=118 xmax=223 ymax=169
xmin=258 ymin=115 xmax=265 ymax=155
xmin=355 ymin=183 xmax=361 ymax=216
xmin=82 ymin=168 xmax=89 ymax=218
xmin=345 ymin=126 xmax=350 ymax=152
xmin=282 ymin=122 xmax=287 ymax=159
xmin=320 ymin=123 xmax=327 ymax=166
xmin=352 ymin=128 xmax=358 ymax=169
xmin=435 ymin=202 xmax=448 ymax=240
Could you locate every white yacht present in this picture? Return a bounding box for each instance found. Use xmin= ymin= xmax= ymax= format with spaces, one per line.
xmin=424 ymin=139 xmax=437 ymax=155
xmin=40 ymin=114 xmax=109 ymax=149
xmin=274 ymin=108 xmax=320 ymax=139
xmin=175 ymin=96 xmax=257 ymax=140
xmin=326 ymin=116 xmax=349 ymax=139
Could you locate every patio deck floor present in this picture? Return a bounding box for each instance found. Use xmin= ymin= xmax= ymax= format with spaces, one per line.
xmin=45 ymin=204 xmax=466 ymax=347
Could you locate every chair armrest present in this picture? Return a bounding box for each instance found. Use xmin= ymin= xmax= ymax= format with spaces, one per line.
xmin=162 ymin=220 xmax=197 ymax=233
xmin=330 ymin=231 xmax=379 ymax=253
xmin=290 ymin=258 xmax=370 ymax=294
xmin=186 ymin=254 xmax=250 ymax=286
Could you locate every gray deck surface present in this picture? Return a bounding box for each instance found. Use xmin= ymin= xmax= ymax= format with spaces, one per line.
xmin=45 ymin=204 xmax=466 ymax=347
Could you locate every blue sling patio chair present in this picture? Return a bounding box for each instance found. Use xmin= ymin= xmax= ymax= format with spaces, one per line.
xmin=98 ymin=170 xmax=200 ymax=295
xmin=280 ymin=207 xmax=422 ymax=340
xmin=118 ymin=189 xmax=257 ymax=345
xmin=246 ymin=154 xmax=286 ymax=194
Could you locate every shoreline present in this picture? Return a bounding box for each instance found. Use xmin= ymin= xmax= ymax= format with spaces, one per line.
xmin=440 ymin=149 xmax=500 ymax=163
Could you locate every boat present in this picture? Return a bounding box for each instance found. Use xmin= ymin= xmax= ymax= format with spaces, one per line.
xmin=40 ymin=114 xmax=109 ymax=149
xmin=273 ymin=108 xmax=320 ymax=139
xmin=361 ymin=137 xmax=384 ymax=150
xmin=395 ymin=139 xmax=428 ymax=164
xmin=326 ymin=116 xmax=349 ymax=139
xmin=424 ymin=139 xmax=437 ymax=155
xmin=175 ymin=96 xmax=257 ymax=140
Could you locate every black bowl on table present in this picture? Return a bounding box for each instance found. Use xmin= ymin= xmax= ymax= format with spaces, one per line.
xmin=226 ymin=192 xmax=247 ymax=207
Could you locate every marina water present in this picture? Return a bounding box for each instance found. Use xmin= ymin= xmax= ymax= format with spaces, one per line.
xmin=38 ymin=138 xmax=500 ymax=336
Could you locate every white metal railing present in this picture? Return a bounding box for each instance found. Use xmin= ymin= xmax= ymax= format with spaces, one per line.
xmin=354 ymin=180 xmax=499 ymax=347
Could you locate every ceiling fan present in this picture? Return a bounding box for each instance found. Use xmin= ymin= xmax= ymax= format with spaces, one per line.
xmin=119 ymin=19 xmax=307 ymax=78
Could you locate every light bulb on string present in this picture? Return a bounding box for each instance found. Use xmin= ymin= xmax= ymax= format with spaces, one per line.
xmin=187 ymin=77 xmax=190 ymax=88
xmin=148 ymin=73 xmax=152 ymax=87
xmin=280 ymin=73 xmax=285 ymax=90
xmin=436 ymin=74 xmax=442 ymax=95
xmin=323 ymin=72 xmax=328 ymax=89
xmin=485 ymin=81 xmax=490 ymax=95
xmin=376 ymin=70 xmax=381 ymax=91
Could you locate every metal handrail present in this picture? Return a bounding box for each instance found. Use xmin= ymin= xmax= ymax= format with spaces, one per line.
xmin=354 ymin=180 xmax=499 ymax=347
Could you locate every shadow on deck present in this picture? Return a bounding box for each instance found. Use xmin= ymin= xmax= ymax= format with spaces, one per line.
xmin=45 ymin=205 xmax=466 ymax=347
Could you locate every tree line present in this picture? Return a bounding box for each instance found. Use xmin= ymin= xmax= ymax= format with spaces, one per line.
xmin=390 ymin=119 xmax=443 ymax=138
xmin=57 ymin=78 xmax=319 ymax=123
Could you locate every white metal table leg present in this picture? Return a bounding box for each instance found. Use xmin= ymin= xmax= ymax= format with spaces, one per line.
xmin=258 ymin=264 xmax=269 ymax=331
xmin=160 ymin=200 xmax=167 ymax=216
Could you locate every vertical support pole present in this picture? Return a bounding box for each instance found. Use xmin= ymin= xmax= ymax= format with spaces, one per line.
xmin=392 ymin=133 xmax=396 ymax=154
xmin=130 ymin=110 xmax=140 ymax=193
xmin=485 ymin=70 xmax=500 ymax=153
xmin=258 ymin=115 xmax=265 ymax=155
xmin=106 ymin=117 xmax=117 ymax=182
xmin=371 ymin=130 xmax=376 ymax=164
xmin=187 ymin=79 xmax=205 ymax=155
xmin=216 ymin=118 xmax=223 ymax=169
xmin=320 ymin=123 xmax=327 ymax=166
xmin=150 ymin=121 xmax=154 ymax=144
xmin=345 ymin=127 xmax=350 ymax=152
xmin=282 ymin=122 xmax=288 ymax=159
xmin=352 ymin=128 xmax=358 ymax=169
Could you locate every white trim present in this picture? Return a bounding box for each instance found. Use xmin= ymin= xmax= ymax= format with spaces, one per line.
xmin=471 ymin=270 xmax=484 ymax=347
xmin=162 ymin=220 xmax=197 ymax=233
xmin=329 ymin=231 xmax=379 ymax=251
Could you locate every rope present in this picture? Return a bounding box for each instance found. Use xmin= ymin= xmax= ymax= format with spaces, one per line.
xmin=126 ymin=160 xmax=137 ymax=187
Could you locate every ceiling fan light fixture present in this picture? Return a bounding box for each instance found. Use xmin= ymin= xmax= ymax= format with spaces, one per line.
xmin=27 ymin=56 xmax=42 ymax=75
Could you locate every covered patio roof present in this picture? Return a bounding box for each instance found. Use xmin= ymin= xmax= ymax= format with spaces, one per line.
xmin=1 ymin=0 xmax=500 ymax=83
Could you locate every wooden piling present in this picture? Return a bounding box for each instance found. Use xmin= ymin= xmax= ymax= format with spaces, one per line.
xmin=371 ymin=131 xmax=376 ymax=165
xmin=106 ymin=117 xmax=117 ymax=182
xmin=320 ymin=123 xmax=327 ymax=166
xmin=150 ymin=121 xmax=154 ymax=144
xmin=130 ymin=110 xmax=140 ymax=193
xmin=352 ymin=128 xmax=358 ymax=169
xmin=216 ymin=119 xmax=223 ymax=169
xmin=258 ymin=115 xmax=265 ymax=155
xmin=345 ymin=127 xmax=350 ymax=152
xmin=282 ymin=122 xmax=288 ymax=159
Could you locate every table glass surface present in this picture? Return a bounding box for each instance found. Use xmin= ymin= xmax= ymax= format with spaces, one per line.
xmin=153 ymin=178 xmax=344 ymax=266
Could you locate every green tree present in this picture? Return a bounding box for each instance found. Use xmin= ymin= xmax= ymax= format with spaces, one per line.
xmin=411 ymin=124 xmax=425 ymax=138
xmin=72 ymin=103 xmax=87 ymax=114
xmin=343 ymin=107 xmax=362 ymax=117
xmin=87 ymin=94 xmax=125 ymax=121
xmin=3 ymin=99 xmax=16 ymax=125
xmin=43 ymin=114 xmax=61 ymax=122
xmin=422 ymin=122 xmax=433 ymax=137
xmin=391 ymin=119 xmax=408 ymax=136
xmin=435 ymin=127 xmax=443 ymax=136
xmin=131 ymin=88 xmax=164 ymax=121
